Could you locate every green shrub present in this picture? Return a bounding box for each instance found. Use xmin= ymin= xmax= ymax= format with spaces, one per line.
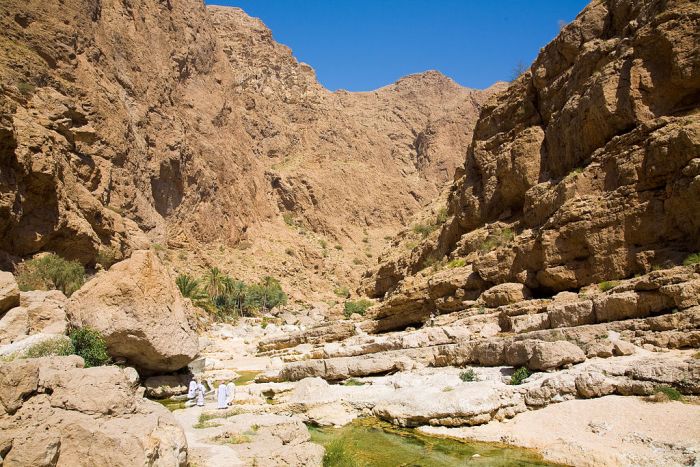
xmin=510 ymin=367 xmax=531 ymax=385
xmin=319 ymin=239 xmax=327 ymax=249
xmin=352 ymin=258 xmax=363 ymax=265
xmin=478 ymin=228 xmax=515 ymax=253
xmin=282 ymin=213 xmax=295 ymax=226
xmin=343 ymin=299 xmax=372 ymax=318
xmin=334 ymin=286 xmax=350 ymax=298
xmin=323 ymin=439 xmax=358 ymax=467
xmin=342 ymin=378 xmax=366 ymax=386
xmin=17 ymin=81 xmax=35 ymax=96
xmin=334 ymin=244 xmax=343 ymax=250
xmin=436 ymin=207 xmax=448 ymax=225
xmin=16 ymin=253 xmax=85 ymax=297
xmin=598 ymin=280 xmax=620 ymax=292
xmin=412 ymin=223 xmax=437 ymax=238
xmin=23 ymin=336 xmax=74 ymax=359
xmin=447 ymin=258 xmax=466 ymax=269
xmin=69 ymin=327 xmax=110 ymax=367
xmin=654 ymin=385 xmax=683 ymax=401
xmin=683 ymin=252 xmax=700 ymax=266
xmin=96 ymin=246 xmax=120 ymax=269
xmin=459 ymin=369 xmax=478 ymax=382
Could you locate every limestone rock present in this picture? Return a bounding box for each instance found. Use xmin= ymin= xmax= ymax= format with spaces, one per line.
xmin=0 ymin=272 xmax=19 ymax=315
xmin=21 ymin=290 xmax=68 ymax=335
xmin=575 ymin=372 xmax=616 ymax=398
xmin=481 ymin=283 xmax=531 ymax=308
xmin=612 ymin=340 xmax=636 ymax=356
xmin=144 ymin=374 xmax=192 ymax=399
xmin=527 ymin=341 xmax=586 ymax=371
xmin=0 ymin=356 xmax=187 ymax=466
xmin=68 ymin=251 xmax=198 ymax=373
xmin=547 ymin=300 xmax=594 ymax=329
xmin=0 ymin=306 xmax=28 ymax=345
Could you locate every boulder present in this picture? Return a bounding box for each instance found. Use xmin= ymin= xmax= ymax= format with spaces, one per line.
xmin=67 ymin=250 xmax=198 ymax=373
xmin=593 ymin=292 xmax=644 ymax=323
xmin=0 ymin=356 xmax=187 ymax=465
xmin=0 ymin=272 xmax=20 ymax=315
xmin=0 ymin=307 xmax=28 ymax=344
xmin=144 ymin=374 xmax=192 ymax=398
xmin=527 ymin=340 xmax=586 ymax=371
xmin=22 ymin=290 xmax=68 ymax=335
xmin=660 ymin=279 xmax=700 ymax=310
xmin=547 ymin=300 xmax=595 ymax=328
xmin=481 ymin=283 xmax=531 ymax=308
xmin=472 ymin=340 xmax=507 ymax=366
xmin=509 ymin=313 xmax=550 ymax=333
xmin=612 ymin=340 xmax=636 ymax=356
xmin=575 ymin=371 xmax=616 ymax=398
xmin=585 ymin=340 xmax=614 ymax=358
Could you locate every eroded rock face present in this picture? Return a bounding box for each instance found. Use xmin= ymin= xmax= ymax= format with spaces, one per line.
xmin=0 ymin=356 xmax=187 ymax=466
xmin=68 ymin=250 xmax=198 ymax=373
xmin=0 ymin=272 xmax=19 ymax=314
xmin=365 ymin=0 xmax=700 ymax=324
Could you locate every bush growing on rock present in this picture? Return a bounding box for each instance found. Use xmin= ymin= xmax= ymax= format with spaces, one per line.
xmin=23 ymin=336 xmax=74 ymax=358
xmin=478 ymin=228 xmax=515 ymax=253
xmin=683 ymin=252 xmax=700 ymax=266
xmin=69 ymin=327 xmax=110 ymax=367
xmin=16 ymin=253 xmax=85 ymax=297
xmin=510 ymin=367 xmax=531 ymax=385
xmin=598 ymin=280 xmax=620 ymax=292
xmin=459 ymin=369 xmax=478 ymax=382
xmin=344 ymin=299 xmax=372 ymax=318
xmin=334 ymin=286 xmax=350 ymax=298
xmin=648 ymin=385 xmax=683 ymax=402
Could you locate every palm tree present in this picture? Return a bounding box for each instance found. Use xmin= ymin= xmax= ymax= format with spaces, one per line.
xmin=175 ymin=274 xmax=210 ymax=312
xmin=202 ymin=267 xmax=226 ymax=299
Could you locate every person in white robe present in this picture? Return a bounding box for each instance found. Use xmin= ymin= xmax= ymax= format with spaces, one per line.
xmin=195 ymin=382 xmax=206 ymax=407
xmin=217 ymin=383 xmax=229 ymax=409
xmin=187 ymin=379 xmax=197 ymax=399
xmin=226 ymin=382 xmax=236 ymax=405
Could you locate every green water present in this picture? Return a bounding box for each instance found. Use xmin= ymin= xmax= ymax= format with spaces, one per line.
xmin=154 ymin=397 xmax=187 ymax=411
xmin=309 ymin=418 xmax=556 ymax=467
xmin=234 ymin=370 xmax=261 ymax=386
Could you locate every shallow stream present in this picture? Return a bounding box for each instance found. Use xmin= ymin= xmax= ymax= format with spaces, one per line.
xmin=309 ymin=418 xmax=556 ymax=466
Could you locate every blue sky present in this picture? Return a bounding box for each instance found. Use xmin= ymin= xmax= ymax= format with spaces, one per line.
xmin=207 ymin=1 xmax=589 ymax=91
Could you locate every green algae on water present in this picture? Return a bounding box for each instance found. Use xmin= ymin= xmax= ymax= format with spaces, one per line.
xmin=234 ymin=370 xmax=261 ymax=386
xmin=154 ymin=398 xmax=187 ymax=412
xmin=309 ymin=418 xmax=554 ymax=467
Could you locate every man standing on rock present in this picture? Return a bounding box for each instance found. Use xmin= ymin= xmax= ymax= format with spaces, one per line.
xmin=217 ymin=383 xmax=229 ymax=409
xmin=196 ymin=381 xmax=206 ymax=407
xmin=187 ymin=379 xmax=197 ymax=400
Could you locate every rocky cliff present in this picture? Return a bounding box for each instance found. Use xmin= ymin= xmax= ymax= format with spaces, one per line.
xmin=364 ymin=0 xmax=700 ymax=328
xmin=0 ymin=0 xmax=500 ymax=302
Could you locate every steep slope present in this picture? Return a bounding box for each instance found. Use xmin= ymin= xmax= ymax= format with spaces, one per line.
xmin=364 ymin=0 xmax=700 ymax=329
xmin=0 ymin=1 xmax=501 ymax=302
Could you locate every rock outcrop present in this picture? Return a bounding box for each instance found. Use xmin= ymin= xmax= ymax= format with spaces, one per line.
xmin=365 ymin=0 xmax=700 ymax=314
xmin=0 ymin=356 xmax=187 ymax=466
xmin=68 ymin=250 xmax=198 ymax=373
xmin=0 ymin=288 xmax=68 ymax=345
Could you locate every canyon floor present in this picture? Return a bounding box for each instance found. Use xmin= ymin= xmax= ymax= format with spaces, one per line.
xmin=170 ymin=317 xmax=700 ymax=467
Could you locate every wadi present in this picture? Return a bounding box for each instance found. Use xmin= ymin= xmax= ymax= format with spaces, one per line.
xmin=0 ymin=0 xmax=699 ymax=465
